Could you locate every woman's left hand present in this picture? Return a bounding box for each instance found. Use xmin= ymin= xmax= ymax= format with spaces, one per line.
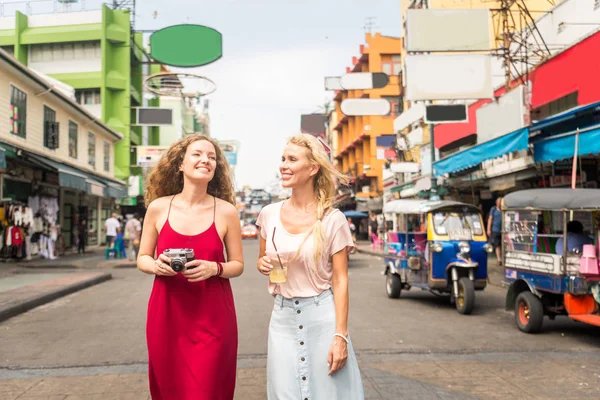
xmin=327 ymin=336 xmax=348 ymax=375
xmin=181 ymin=260 xmax=218 ymax=282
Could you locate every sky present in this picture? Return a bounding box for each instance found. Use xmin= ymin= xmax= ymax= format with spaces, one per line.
xmin=138 ymin=0 xmax=402 ymax=189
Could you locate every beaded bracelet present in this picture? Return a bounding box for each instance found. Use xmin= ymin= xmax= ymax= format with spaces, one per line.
xmin=334 ymin=333 xmax=349 ymax=344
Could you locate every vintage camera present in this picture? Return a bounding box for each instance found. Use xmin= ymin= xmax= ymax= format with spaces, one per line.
xmin=163 ymin=248 xmax=195 ymax=272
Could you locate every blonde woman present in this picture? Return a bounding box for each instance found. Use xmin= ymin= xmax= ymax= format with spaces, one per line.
xmin=256 ymin=134 xmax=364 ymax=399
xmin=137 ymin=134 xmax=243 ymax=399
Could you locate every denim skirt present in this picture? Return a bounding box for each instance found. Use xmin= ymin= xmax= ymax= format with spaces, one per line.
xmin=267 ymin=289 xmax=364 ymax=400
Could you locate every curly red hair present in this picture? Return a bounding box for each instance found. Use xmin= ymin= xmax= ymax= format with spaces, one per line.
xmin=144 ymin=135 xmax=235 ymax=206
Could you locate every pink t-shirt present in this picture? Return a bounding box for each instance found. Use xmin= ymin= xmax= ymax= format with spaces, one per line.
xmin=256 ymin=201 xmax=354 ymax=299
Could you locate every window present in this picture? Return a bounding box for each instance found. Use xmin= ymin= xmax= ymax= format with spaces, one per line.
xmin=43 ymin=106 xmax=59 ymax=149
xmin=382 ymin=96 xmax=402 ymax=117
xmin=382 ymin=55 xmax=402 ymax=76
xmin=68 ymin=121 xmax=78 ymax=158
xmin=75 ymin=89 xmax=101 ymax=105
xmin=103 ymin=141 xmax=110 ymax=172
xmin=29 ymin=41 xmax=100 ymax=62
xmin=391 ymin=55 xmax=402 ymax=75
xmin=531 ymin=92 xmax=578 ymax=121
xmin=10 ymin=85 xmax=27 ymax=138
xmin=88 ymin=132 xmax=96 ymax=167
xmin=1 ymin=46 xmax=14 ymax=56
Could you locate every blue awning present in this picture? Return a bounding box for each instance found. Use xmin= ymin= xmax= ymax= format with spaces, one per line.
xmin=530 ymin=101 xmax=600 ymax=132
xmin=433 ymin=128 xmax=529 ymax=177
xmin=0 ymin=146 xmax=6 ymax=170
xmin=106 ymin=181 xmax=128 ymax=199
xmin=26 ymin=153 xmax=88 ymax=192
xmin=534 ymin=125 xmax=600 ymax=163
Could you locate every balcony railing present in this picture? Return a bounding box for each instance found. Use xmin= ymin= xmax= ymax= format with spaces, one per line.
xmin=0 ymin=0 xmax=103 ymax=17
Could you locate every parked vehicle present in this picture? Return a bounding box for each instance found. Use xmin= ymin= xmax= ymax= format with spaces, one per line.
xmin=382 ymin=200 xmax=492 ymax=314
xmin=502 ymin=188 xmax=600 ymax=333
xmin=241 ymin=224 xmax=258 ymax=240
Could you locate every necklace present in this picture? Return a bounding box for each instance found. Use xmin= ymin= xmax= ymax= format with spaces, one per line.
xmin=288 ymin=198 xmax=317 ymax=215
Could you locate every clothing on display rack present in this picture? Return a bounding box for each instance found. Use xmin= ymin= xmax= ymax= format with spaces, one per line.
xmin=0 ymin=197 xmax=59 ymax=261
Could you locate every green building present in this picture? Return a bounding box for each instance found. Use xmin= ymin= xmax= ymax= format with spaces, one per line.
xmin=0 ymin=4 xmax=162 ymax=208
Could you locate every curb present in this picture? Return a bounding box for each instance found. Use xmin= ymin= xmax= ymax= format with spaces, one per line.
xmin=0 ymin=272 xmax=112 ymax=323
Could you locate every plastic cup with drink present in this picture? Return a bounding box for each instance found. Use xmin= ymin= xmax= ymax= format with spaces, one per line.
xmin=268 ymin=227 xmax=287 ymax=283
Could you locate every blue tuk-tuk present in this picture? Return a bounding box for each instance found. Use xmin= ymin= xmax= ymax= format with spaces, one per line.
xmin=382 ymin=200 xmax=493 ymax=314
xmin=503 ymin=189 xmax=600 ymax=333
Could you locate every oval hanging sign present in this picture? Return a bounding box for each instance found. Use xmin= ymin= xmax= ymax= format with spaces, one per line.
xmin=150 ymin=25 xmax=223 ymax=67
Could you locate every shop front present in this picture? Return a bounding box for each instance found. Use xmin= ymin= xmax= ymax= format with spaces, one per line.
xmin=0 ymin=149 xmax=61 ymax=260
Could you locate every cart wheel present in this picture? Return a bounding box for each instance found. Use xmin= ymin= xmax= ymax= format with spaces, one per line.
xmin=386 ymin=271 xmax=401 ymax=299
xmin=455 ymin=277 xmax=475 ymax=315
xmin=515 ymin=291 xmax=544 ymax=333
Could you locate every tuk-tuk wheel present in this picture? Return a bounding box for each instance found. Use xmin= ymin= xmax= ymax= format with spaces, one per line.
xmin=386 ymin=271 xmax=401 ymax=299
xmin=515 ymin=291 xmax=544 ymax=334
xmin=455 ymin=277 xmax=475 ymax=315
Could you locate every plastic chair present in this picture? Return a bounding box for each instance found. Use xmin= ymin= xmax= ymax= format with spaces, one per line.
xmin=105 ymin=238 xmax=125 ymax=259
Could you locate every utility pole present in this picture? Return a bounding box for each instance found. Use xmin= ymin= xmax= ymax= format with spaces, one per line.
xmin=421 ymin=0 xmax=439 ymax=200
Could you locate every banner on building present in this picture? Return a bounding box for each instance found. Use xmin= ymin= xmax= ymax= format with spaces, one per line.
xmin=137 ymin=146 xmax=169 ymax=167
xmin=218 ymin=140 xmax=239 ymax=166
xmin=224 ymin=152 xmax=237 ymax=165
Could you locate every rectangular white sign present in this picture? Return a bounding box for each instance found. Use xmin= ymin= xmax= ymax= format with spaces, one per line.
xmin=137 ymin=146 xmax=169 ymax=167
xmin=405 ymin=54 xmax=493 ymax=101
xmin=476 ymin=87 xmax=525 ymax=144
xmin=406 ymin=9 xmax=491 ymax=52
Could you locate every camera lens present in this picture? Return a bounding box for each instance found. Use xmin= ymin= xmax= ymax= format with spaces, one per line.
xmin=171 ymin=260 xmax=184 ymax=272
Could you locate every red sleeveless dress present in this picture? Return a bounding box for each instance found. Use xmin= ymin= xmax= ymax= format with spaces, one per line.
xmin=146 ymin=196 xmax=238 ymax=400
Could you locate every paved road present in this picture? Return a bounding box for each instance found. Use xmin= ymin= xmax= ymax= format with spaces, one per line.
xmin=1 ymin=241 xmax=600 ymax=399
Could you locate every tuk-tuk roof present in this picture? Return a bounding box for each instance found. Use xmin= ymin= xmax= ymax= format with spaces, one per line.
xmin=383 ymin=199 xmax=480 ymax=214
xmin=504 ymin=189 xmax=600 ymax=211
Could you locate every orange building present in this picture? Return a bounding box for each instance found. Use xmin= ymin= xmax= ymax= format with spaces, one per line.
xmin=332 ymin=33 xmax=402 ymax=205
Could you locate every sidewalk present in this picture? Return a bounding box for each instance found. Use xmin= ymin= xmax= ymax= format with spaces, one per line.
xmin=0 ymin=270 xmax=112 ymax=322
xmin=355 ymin=241 xmax=506 ymax=288
xmin=13 ymin=247 xmax=137 ymax=269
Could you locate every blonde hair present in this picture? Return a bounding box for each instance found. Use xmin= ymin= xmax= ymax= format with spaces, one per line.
xmin=288 ymin=134 xmax=349 ymax=266
xmin=144 ymin=134 xmax=236 ymax=206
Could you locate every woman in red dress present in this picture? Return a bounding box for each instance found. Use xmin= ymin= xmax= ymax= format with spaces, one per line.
xmin=137 ymin=135 xmax=244 ymax=400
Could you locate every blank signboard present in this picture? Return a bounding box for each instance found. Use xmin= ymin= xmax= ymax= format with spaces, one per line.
xmin=405 ymin=54 xmax=493 ymax=101
xmin=406 ymin=9 xmax=491 ymax=52
xmin=137 ymin=108 xmax=173 ymax=126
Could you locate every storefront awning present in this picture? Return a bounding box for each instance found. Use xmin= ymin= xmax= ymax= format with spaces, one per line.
xmin=0 ymin=146 xmax=6 ymax=169
xmin=106 ymin=181 xmax=128 ymax=199
xmin=26 ymin=153 xmax=87 ymax=192
xmin=530 ymin=101 xmax=600 ymax=132
xmin=86 ymin=177 xmax=107 ymax=197
xmin=533 ymin=125 xmax=600 ymax=164
xmin=433 ymin=128 xmax=529 ymax=177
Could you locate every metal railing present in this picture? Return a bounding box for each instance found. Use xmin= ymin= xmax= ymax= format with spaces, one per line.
xmin=0 ymin=0 xmax=105 ymax=17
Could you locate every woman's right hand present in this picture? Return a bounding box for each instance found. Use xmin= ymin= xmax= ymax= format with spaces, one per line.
xmin=154 ymin=254 xmax=177 ymax=276
xmin=257 ymin=255 xmax=273 ymax=276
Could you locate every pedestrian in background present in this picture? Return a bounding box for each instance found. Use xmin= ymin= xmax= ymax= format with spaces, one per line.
xmin=368 ymin=213 xmax=378 ymax=243
xmin=104 ymin=213 xmax=120 ymax=247
xmin=487 ymin=196 xmax=504 ymax=265
xmin=77 ymin=219 xmax=86 ymax=254
xmin=256 ymin=133 xmax=364 ymax=400
xmin=125 ymin=214 xmax=142 ymax=261
xmin=137 ymin=134 xmax=244 ymax=400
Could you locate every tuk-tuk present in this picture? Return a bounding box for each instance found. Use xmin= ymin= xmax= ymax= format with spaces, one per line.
xmin=382 ymin=200 xmax=492 ymax=314
xmin=502 ymin=188 xmax=600 ymax=333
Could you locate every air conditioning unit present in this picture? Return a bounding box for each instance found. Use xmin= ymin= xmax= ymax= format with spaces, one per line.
xmin=45 ymin=121 xmax=59 ymax=149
